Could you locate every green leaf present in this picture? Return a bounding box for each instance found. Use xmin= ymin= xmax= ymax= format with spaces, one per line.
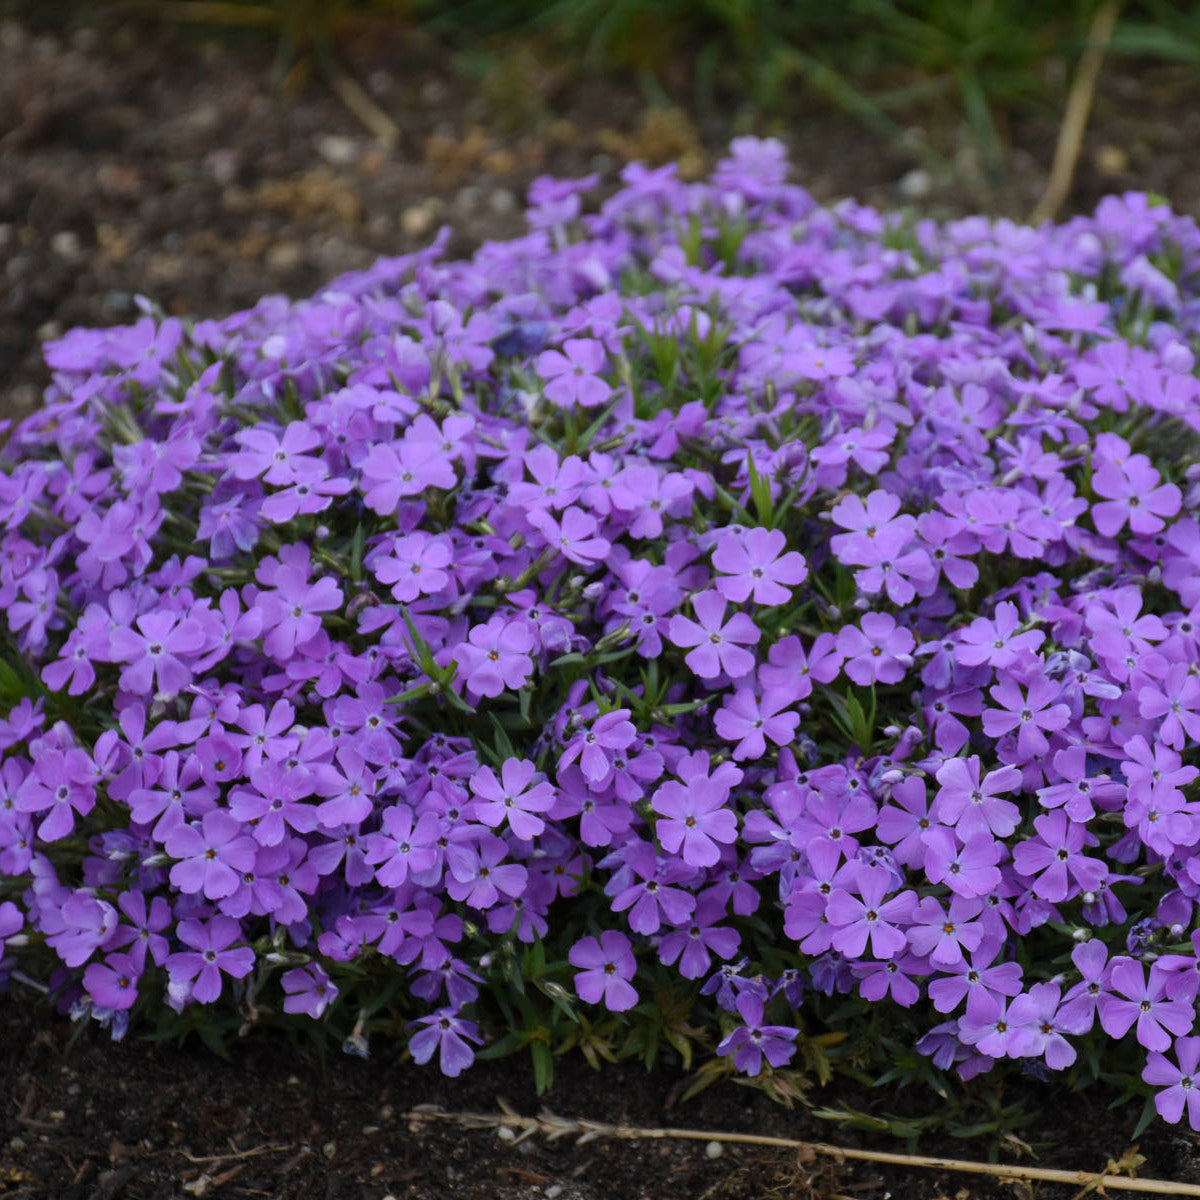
xmin=488 ymin=712 xmax=517 ymax=762
xmin=349 ymin=522 xmax=365 ymax=584
xmin=746 ymin=454 xmax=773 ymax=526
xmin=530 ymin=1040 xmax=555 ymax=1095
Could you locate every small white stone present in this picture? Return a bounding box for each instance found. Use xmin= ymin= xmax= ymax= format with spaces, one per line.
xmin=897 ymin=168 xmax=932 ymax=201
xmin=705 ymin=1140 xmax=724 ymax=1159
xmin=317 ymin=134 xmax=358 ymax=166
xmin=50 ymin=231 xmax=80 ymax=259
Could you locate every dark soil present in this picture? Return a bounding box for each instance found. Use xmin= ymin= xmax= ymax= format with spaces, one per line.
xmin=4 ymin=10 xmax=1200 ymax=1198
xmin=2 ymin=994 xmax=1199 ymax=1200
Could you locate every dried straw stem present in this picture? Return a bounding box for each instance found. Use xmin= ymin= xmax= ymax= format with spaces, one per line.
xmin=1029 ymin=0 xmax=1123 ymax=225
xmin=405 ymin=1102 xmax=1200 ymax=1197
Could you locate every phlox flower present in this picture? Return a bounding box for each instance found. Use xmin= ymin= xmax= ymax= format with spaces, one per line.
xmin=83 ymin=951 xmax=143 ymax=1011
xmin=836 ymin=612 xmax=914 ymax=686
xmin=954 ymin=601 xmax=1045 ymax=670
xmin=825 ymin=865 xmax=916 ymax=959
xmin=933 ymin=756 xmax=1022 ymax=840
xmin=570 ymin=930 xmax=638 ymax=1011
xmin=981 ymin=673 xmax=1069 ymax=760
xmin=716 ymin=991 xmax=798 ymax=1075
xmin=1011 ymin=810 xmax=1106 ymax=902
xmin=921 ymin=828 xmax=1002 ymax=899
xmin=408 ymin=1008 xmax=483 ymax=1077
xmin=1144 ymin=1036 xmax=1200 ymax=1129
xmin=281 ymin=963 xmax=339 ymax=1018
xmin=452 ymin=618 xmax=534 ymax=701
xmin=165 ymin=916 xmax=254 ymax=1005
xmin=1098 ymin=958 xmax=1194 ymax=1051
xmin=657 ymin=895 xmax=740 ymax=979
xmin=711 ymin=527 xmax=807 ymax=606
xmin=536 ymin=337 xmax=610 ymax=409
xmin=1091 ymin=453 xmax=1180 ymax=537
xmin=653 ymin=753 xmax=741 ymax=869
xmin=1007 ymin=981 xmax=1076 ymax=1069
xmin=668 ymin=590 xmax=760 ymax=680
xmin=714 ymin=686 xmax=799 ymax=761
xmin=469 ymin=757 xmax=556 ymax=840
xmin=527 ymin=505 xmax=611 ymax=566
xmin=108 ymin=610 xmax=206 ymax=698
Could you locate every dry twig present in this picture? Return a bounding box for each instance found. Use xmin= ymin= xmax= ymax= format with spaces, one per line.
xmin=1029 ymin=0 xmax=1122 ymax=225
xmin=404 ymin=1102 xmax=1200 ymax=1197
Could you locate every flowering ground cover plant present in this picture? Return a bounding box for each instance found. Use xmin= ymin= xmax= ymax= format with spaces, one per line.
xmin=4 ymin=140 xmax=1200 ymax=1137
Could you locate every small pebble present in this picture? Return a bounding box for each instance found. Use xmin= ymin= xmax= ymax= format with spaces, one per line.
xmin=317 ymin=134 xmax=358 ymax=166
xmin=496 ymin=1125 xmax=515 ymax=1143
xmin=50 ymin=231 xmax=80 ymax=259
xmin=489 ymin=189 xmax=516 ymax=216
xmin=265 ymin=241 xmax=304 ymax=273
xmin=897 ymin=168 xmax=932 ymax=201
xmin=1095 ymin=144 xmax=1129 ymax=176
xmin=705 ymin=1140 xmax=724 ymax=1159
xmin=401 ymin=204 xmax=437 ymax=239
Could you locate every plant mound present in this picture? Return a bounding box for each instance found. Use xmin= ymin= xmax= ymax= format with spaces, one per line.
xmin=4 ymin=141 xmax=1200 ymax=1132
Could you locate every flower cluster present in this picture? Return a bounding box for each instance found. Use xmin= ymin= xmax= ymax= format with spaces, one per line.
xmin=4 ymin=140 xmax=1200 ymax=1129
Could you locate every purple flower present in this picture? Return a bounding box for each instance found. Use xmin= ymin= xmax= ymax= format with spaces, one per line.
xmin=905 ymin=895 xmax=985 ymax=968
xmin=452 ymin=617 xmax=534 ymax=702
xmin=570 ymin=930 xmax=638 ymax=1011
xmin=981 ymin=673 xmax=1069 ymax=760
xmin=166 ymin=916 xmax=255 ymax=1004
xmin=826 ymin=866 xmax=916 ymax=959
xmin=652 ymin=751 xmax=742 ymax=868
xmin=716 ymin=991 xmax=797 ymax=1075
xmin=281 ymin=963 xmax=339 ymax=1018
xmin=408 ymin=1008 xmax=483 ymax=1076
xmin=165 ymin=810 xmax=259 ymax=900
xmin=84 ymin=951 xmax=142 ymax=1011
xmin=1011 ymin=810 xmax=1106 ymax=902
xmin=558 ymin=709 xmax=636 ymax=787
xmin=836 ymin=613 xmax=914 ymax=686
xmin=108 ymin=610 xmax=206 ymax=698
xmin=528 ymin=505 xmax=611 ymax=567
xmin=1098 ymin=958 xmax=1194 ymax=1051
xmin=714 ymin=687 xmax=798 ymax=761
xmin=668 ymin=591 xmax=760 ymax=680
xmin=954 ymin=601 xmax=1045 ymax=670
xmin=372 ymin=533 xmax=454 ymax=602
xmin=958 ymin=991 xmax=1035 ymax=1059
xmin=536 ymin=338 xmax=610 ymax=409
xmin=657 ymin=895 xmax=740 ymax=979
xmin=1007 ymin=981 xmax=1077 ymax=1069
xmin=1091 ymin=451 xmax=1180 ymax=537
xmin=712 ymin=527 xmax=807 ymax=606
xmin=921 ymin=828 xmax=1002 ymax=899
xmin=1143 ymin=1036 xmax=1200 ymax=1128
xmin=933 ymin=756 xmax=1022 ymax=840
xmin=469 ymin=757 xmax=556 ymax=840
